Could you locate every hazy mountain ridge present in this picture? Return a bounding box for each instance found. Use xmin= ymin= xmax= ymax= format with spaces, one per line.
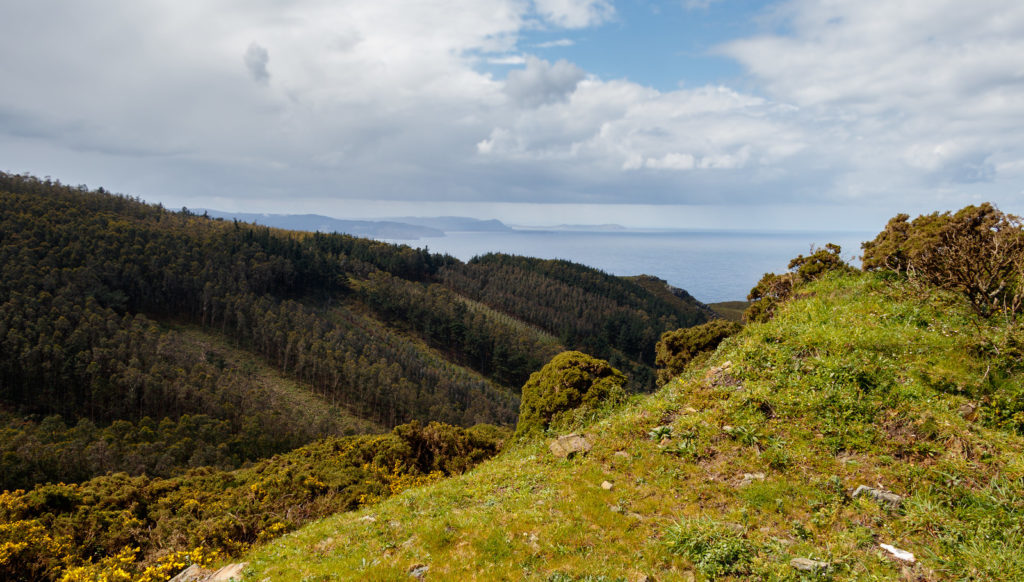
xmin=196 ymin=210 xmax=446 ymax=239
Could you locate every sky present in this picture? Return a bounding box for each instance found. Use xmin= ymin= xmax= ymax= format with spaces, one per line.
xmin=2 ymin=0 xmax=1024 ymax=230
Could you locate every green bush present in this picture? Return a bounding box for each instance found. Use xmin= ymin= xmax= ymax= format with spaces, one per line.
xmin=862 ymin=203 xmax=1024 ymax=316
xmin=744 ymin=243 xmax=854 ymax=323
xmin=654 ymin=319 xmax=742 ymax=385
xmin=664 ymin=518 xmax=757 ymax=579
xmin=514 ymin=351 xmax=627 ymax=438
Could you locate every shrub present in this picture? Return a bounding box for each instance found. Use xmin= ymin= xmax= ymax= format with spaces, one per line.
xmin=655 ymin=319 xmax=742 ymax=385
xmin=862 ymin=203 xmax=1024 ymax=316
xmin=665 ymin=517 xmax=757 ymax=579
xmin=744 ymin=243 xmax=854 ymax=323
xmin=514 ymin=351 xmax=627 ymax=438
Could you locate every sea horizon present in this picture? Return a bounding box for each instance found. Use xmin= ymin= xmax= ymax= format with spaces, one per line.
xmin=380 ymin=227 xmax=875 ymax=304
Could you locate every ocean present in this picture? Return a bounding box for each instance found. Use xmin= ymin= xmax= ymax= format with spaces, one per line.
xmin=383 ymin=229 xmax=875 ymax=303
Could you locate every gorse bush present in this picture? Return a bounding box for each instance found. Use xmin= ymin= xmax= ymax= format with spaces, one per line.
xmin=0 ymin=421 xmax=506 ymax=581
xmin=862 ymin=203 xmax=1024 ymax=317
xmin=654 ymin=319 xmax=742 ymax=385
xmin=514 ymin=351 xmax=627 ymax=438
xmin=744 ymin=243 xmax=854 ymax=323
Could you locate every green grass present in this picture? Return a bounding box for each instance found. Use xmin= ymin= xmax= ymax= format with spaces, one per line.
xmin=708 ymin=301 xmax=750 ymax=322
xmin=239 ymin=272 xmax=1024 ymax=581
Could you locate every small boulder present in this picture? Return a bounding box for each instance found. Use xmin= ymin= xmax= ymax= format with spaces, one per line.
xmin=209 ymin=563 xmax=247 ymax=581
xmin=408 ymin=563 xmax=429 ymax=579
xmin=958 ymin=402 xmax=978 ymax=421
xmin=853 ymin=485 xmax=903 ymax=508
xmin=790 ymin=558 xmax=830 ymax=572
xmin=739 ymin=472 xmax=766 ymax=486
xmin=601 ymin=481 xmax=614 ymax=490
xmin=169 ymin=565 xmax=209 ymax=582
xmin=550 ymin=434 xmax=592 ymax=459
xmin=880 ymin=543 xmax=915 ymax=563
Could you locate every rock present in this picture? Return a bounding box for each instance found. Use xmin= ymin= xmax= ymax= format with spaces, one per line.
xmin=601 ymin=481 xmax=614 ymax=490
xmin=169 ymin=565 xmax=209 ymax=582
xmin=549 ymin=434 xmax=592 ymax=459
xmin=880 ymin=543 xmax=915 ymax=563
xmin=958 ymin=402 xmax=978 ymax=421
xmin=389 ymin=520 xmax=401 ymax=528
xmin=209 ymin=563 xmax=247 ymax=581
xmin=706 ymin=361 xmax=741 ymax=388
xmin=740 ymin=472 xmax=766 ymax=486
xmin=359 ymin=514 xmax=376 ymax=522
xmin=853 ymin=485 xmax=903 ymax=508
xmin=408 ymin=563 xmax=429 ymax=579
xmin=613 ymin=451 xmax=630 ymax=459
xmin=790 ymin=558 xmax=830 ymax=572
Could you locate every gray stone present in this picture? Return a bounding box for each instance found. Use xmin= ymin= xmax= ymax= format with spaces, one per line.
xmin=958 ymin=402 xmax=978 ymax=420
xmin=549 ymin=434 xmax=592 ymax=459
xmin=408 ymin=563 xmax=429 ymax=579
xmin=790 ymin=558 xmax=830 ymax=572
xmin=209 ymin=563 xmax=247 ymax=581
xmin=853 ymin=485 xmax=903 ymax=508
xmin=169 ymin=565 xmax=209 ymax=582
xmin=740 ymin=472 xmax=766 ymax=486
xmin=601 ymin=480 xmax=614 ymax=490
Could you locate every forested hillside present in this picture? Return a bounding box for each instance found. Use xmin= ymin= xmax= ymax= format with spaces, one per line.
xmin=0 ymin=172 xmax=712 ymax=491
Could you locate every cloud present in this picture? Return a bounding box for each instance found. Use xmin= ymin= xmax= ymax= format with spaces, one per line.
xmin=504 ymin=56 xmax=586 ymax=108
xmin=488 ymin=55 xmax=527 ymax=65
xmin=1 ymin=0 xmax=1023 ymax=223
xmin=719 ymin=0 xmax=1024 ymax=197
xmin=244 ymin=43 xmax=270 ymax=85
xmin=684 ymin=0 xmax=722 ymax=9
xmin=533 ymin=0 xmax=615 ymax=29
xmin=535 ymin=38 xmax=575 ymax=48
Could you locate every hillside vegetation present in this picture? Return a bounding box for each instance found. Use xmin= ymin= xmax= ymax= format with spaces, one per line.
xmin=0 ymin=172 xmax=714 ymax=579
xmin=244 ymin=270 xmax=1024 ymax=580
xmin=0 ymin=172 xmax=711 ymax=488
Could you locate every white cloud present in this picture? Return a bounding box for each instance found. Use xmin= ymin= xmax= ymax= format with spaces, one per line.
xmin=535 ymin=38 xmax=575 ymax=48
xmin=720 ymin=0 xmax=1024 ymax=197
xmin=504 ymin=56 xmax=586 ymax=107
xmin=533 ymin=0 xmax=615 ymax=29
xmin=644 ymin=153 xmax=696 ymax=170
xmin=488 ymin=55 xmax=527 ymax=65
xmin=1 ymin=0 xmax=1024 ymax=223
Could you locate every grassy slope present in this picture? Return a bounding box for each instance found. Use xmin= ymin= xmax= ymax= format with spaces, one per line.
xmin=241 ymin=273 xmax=1024 ymax=581
xmin=708 ymin=301 xmax=750 ymax=322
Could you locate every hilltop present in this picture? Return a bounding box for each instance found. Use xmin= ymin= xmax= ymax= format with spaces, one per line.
xmin=243 ymin=272 xmax=1024 ymax=580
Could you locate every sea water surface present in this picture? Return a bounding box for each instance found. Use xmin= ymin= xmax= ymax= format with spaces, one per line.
xmin=385 ymin=229 xmax=874 ymax=303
